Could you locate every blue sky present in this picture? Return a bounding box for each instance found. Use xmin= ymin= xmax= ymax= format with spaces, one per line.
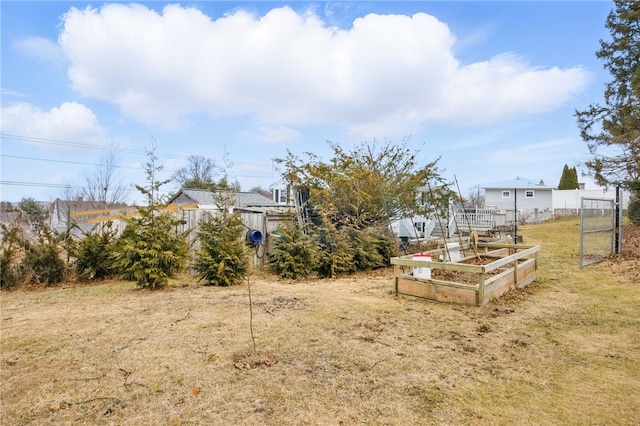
xmin=1 ymin=1 xmax=614 ymax=204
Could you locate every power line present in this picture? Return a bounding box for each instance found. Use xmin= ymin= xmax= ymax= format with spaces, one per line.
xmin=1 ymin=154 xmax=144 ymax=171
xmin=1 ymin=154 xmax=274 ymax=176
xmin=2 ymin=134 xmax=280 ymax=195
xmin=1 ymin=133 xmax=277 ymax=167
xmin=0 ymin=180 xmax=139 ymax=193
xmin=0 ymin=133 xmax=175 ymax=158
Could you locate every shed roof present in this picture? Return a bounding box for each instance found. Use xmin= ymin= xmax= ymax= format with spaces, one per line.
xmin=168 ymin=188 xmax=277 ymax=207
xmin=481 ymin=177 xmax=555 ymax=190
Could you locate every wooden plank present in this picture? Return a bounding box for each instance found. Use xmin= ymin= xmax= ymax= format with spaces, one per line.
xmin=70 ymin=208 xmax=112 ymax=216
xmin=477 ymin=243 xmax=534 ymax=250
xmin=516 ymin=259 xmax=536 ymax=284
xmin=391 ymin=257 xmax=484 ymax=273
xmin=165 ymin=204 xmax=198 ymax=211
xmin=87 ymin=212 xmax=140 ymax=223
xmin=483 ymin=269 xmax=515 ymax=304
xmin=484 ymin=268 xmax=513 ymax=289
xmin=394 ymin=265 xmax=400 ymax=296
xmin=483 ymin=245 xmax=540 ymax=272
xmin=477 ymin=271 xmax=485 ymax=306
xmin=515 ymin=273 xmax=536 ymax=289
xmin=397 ymin=277 xmax=477 ymax=305
xmin=397 ymin=274 xmax=478 ymax=290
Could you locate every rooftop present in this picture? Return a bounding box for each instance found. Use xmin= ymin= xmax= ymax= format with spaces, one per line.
xmin=168 ymin=188 xmax=277 ymax=207
xmin=481 ymin=177 xmax=555 ymax=190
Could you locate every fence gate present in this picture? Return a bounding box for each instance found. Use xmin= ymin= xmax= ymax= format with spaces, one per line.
xmin=580 ymin=197 xmax=615 ymax=268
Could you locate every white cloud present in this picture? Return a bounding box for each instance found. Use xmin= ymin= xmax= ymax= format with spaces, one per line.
xmin=0 ymin=102 xmax=107 ymax=149
xmin=238 ymin=125 xmax=301 ymax=144
xmin=0 ymin=88 xmax=29 ymax=98
xmin=482 ymin=137 xmax=582 ymax=165
xmin=13 ymin=36 xmax=66 ymax=65
xmin=58 ymin=4 xmax=591 ymax=134
xmin=443 ymin=123 xmax=528 ymax=151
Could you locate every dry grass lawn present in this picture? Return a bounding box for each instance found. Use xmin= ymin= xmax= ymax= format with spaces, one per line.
xmin=1 ymin=217 xmax=639 ymax=425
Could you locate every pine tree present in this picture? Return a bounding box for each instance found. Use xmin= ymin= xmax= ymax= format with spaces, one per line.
xmin=558 ymin=165 xmax=573 ymax=189
xmin=194 ymin=213 xmax=247 ymax=286
xmin=112 ymin=143 xmax=189 ymax=289
xmin=575 ymin=0 xmax=640 ymax=187
xmin=571 ymin=167 xmax=580 ymax=189
xmin=558 ymin=165 xmax=570 ymax=189
xmin=559 ymin=165 xmax=581 ymax=190
xmin=268 ymin=224 xmax=318 ymax=279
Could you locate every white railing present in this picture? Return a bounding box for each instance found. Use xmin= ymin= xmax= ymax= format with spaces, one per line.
xmin=454 ymin=209 xmax=517 ymax=230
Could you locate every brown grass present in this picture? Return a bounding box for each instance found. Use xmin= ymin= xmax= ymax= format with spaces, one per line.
xmin=1 ymin=217 xmax=639 ymax=425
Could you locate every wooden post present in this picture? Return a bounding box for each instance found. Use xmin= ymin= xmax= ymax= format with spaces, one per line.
xmin=394 ymin=264 xmax=400 ymax=296
xmin=477 ymin=273 xmax=485 ymax=306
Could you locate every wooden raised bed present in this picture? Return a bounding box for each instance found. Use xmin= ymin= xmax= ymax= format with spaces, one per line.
xmin=390 ymin=242 xmax=540 ymax=306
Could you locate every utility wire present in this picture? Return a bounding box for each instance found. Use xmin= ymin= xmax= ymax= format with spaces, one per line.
xmin=0 ymin=180 xmax=140 ymax=192
xmin=2 ymin=133 xmax=276 ymax=167
xmin=1 ymin=154 xmax=144 ymax=171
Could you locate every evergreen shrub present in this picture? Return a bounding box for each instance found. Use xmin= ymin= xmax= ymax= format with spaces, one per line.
xmin=194 ymin=213 xmax=247 ymax=286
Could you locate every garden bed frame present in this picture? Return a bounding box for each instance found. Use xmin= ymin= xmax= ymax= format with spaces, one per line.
xmin=390 ymin=242 xmax=540 ymax=306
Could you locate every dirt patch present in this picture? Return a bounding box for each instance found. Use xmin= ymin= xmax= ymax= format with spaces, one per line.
xmin=430 ymin=256 xmax=527 ymax=284
xmin=232 ymin=352 xmax=278 ymax=370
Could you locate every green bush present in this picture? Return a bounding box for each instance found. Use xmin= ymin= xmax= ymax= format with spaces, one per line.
xmin=268 ymin=225 xmax=317 ymax=279
xmin=0 ymin=223 xmax=23 ymax=289
xmin=351 ymin=227 xmax=395 ymax=270
xmin=194 ymin=213 xmax=247 ymax=286
xmin=314 ymin=226 xmax=355 ymax=278
xmin=113 ymin=211 xmax=190 ymax=289
xmin=313 ymin=226 xmax=396 ymax=277
xmin=268 ymin=221 xmax=397 ymax=280
xmin=74 ymin=225 xmax=118 ymax=280
xmin=19 ymin=226 xmax=65 ymax=285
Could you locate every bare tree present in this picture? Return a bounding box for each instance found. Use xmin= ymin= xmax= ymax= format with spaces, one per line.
xmin=60 ymin=181 xmax=82 ymax=202
xmin=81 ymin=148 xmax=128 ymax=207
xmin=57 ymin=147 xmax=127 ymax=207
xmin=172 ymin=155 xmax=219 ymax=190
xmin=249 ymin=186 xmax=271 ymax=198
xmin=467 ymin=187 xmax=485 ymax=209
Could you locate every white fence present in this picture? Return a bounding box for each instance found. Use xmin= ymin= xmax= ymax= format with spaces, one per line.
xmin=453 ymin=209 xmax=517 ymax=233
xmin=553 ymin=188 xmax=627 ymax=214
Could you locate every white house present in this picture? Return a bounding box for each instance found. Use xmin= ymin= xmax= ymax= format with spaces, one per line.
xmin=268 ymin=179 xmax=293 ymax=206
xmin=481 ymin=177 xmax=556 ymax=220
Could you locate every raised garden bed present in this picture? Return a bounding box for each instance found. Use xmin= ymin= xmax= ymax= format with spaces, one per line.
xmin=390 ymin=242 xmax=540 ymax=306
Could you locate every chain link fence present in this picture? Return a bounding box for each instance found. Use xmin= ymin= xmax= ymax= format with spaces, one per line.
xmin=621 ymin=218 xmax=640 ymax=261
xmin=580 ymin=197 xmax=615 ymax=268
xmin=579 ymin=188 xmax=640 ymax=267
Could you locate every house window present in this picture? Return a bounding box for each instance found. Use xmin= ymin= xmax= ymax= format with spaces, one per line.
xmin=502 ymin=190 xmax=511 ymax=198
xmin=274 ymin=189 xmax=287 ymax=204
xmin=525 ymin=190 xmax=534 ymax=198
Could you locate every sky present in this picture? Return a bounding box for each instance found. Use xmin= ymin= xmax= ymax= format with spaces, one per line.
xmin=0 ymin=0 xmax=615 ymax=205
